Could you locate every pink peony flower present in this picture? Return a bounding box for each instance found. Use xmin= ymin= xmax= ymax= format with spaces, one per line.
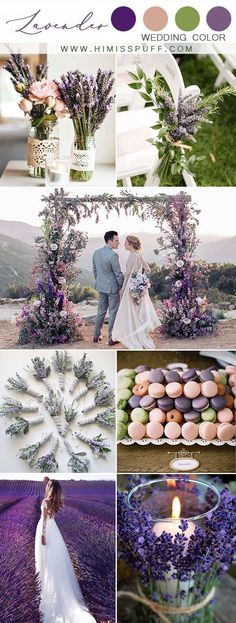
xmin=18 ymin=98 xmax=33 ymax=113
xmin=54 ymin=98 xmax=68 ymax=118
xmin=29 ymin=80 xmax=59 ymax=104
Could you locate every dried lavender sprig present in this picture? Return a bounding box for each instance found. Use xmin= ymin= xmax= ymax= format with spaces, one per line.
xmin=52 ymin=351 xmax=73 ymax=391
xmin=18 ymin=432 xmax=52 ymax=466
xmin=5 ymin=415 xmax=44 ymax=437
xmin=64 ymin=439 xmax=91 ymax=473
xmin=64 ymin=401 xmax=78 ymax=424
xmin=69 ymin=353 xmax=93 ymax=394
xmin=81 ymin=384 xmax=114 ymax=414
xmin=0 ymin=396 xmax=38 ymax=417
xmin=74 ymin=431 xmax=111 ymax=460
xmin=44 ymin=392 xmax=64 ymax=434
xmin=78 ymin=407 xmax=115 ymax=428
xmin=33 ymin=436 xmax=59 ymax=472
xmin=6 ymin=373 xmax=43 ymax=401
xmin=74 ymin=371 xmax=106 ymax=401
xmin=27 ymin=357 xmax=53 ymax=393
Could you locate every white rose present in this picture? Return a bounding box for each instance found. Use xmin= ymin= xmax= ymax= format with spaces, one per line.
xmin=50 ymin=244 xmax=58 ymax=251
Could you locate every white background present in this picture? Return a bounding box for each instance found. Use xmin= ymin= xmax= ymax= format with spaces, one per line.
xmin=0 ymin=348 xmax=116 ymax=474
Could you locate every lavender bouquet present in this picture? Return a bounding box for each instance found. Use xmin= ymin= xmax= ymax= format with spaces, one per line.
xmin=118 ymin=477 xmax=236 ymax=623
xmin=57 ymin=69 xmax=115 ymax=181
xmin=4 ymin=54 xmax=67 ymax=178
xmin=129 ymin=272 xmax=150 ymax=306
xmin=129 ymin=66 xmax=235 ymax=185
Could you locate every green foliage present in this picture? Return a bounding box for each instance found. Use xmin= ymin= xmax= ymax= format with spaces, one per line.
xmin=149 ymin=263 xmax=236 ymax=301
xmin=5 ymin=283 xmax=35 ymax=299
xmin=69 ymin=284 xmax=98 ymax=303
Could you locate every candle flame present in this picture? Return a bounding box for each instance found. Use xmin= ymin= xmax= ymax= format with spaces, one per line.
xmin=167 ymin=479 xmax=176 ymax=488
xmin=172 ymin=496 xmax=181 ymax=520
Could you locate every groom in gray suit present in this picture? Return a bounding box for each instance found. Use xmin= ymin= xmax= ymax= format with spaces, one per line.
xmin=93 ymin=231 xmax=124 ymax=346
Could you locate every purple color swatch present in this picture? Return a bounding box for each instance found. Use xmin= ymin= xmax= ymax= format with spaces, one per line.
xmin=207 ymin=6 xmax=231 ymax=31
xmin=111 ymin=6 xmax=136 ymax=31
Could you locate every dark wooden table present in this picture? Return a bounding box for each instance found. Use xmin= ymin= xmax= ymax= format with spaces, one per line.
xmin=117 ymin=350 xmax=236 ymax=475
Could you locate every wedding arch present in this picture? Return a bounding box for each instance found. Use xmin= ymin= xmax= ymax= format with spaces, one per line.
xmin=17 ymin=188 xmax=217 ymax=344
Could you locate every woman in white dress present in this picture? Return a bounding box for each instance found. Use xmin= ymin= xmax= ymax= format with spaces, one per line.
xmin=35 ymin=479 xmax=96 ymax=623
xmin=112 ymin=235 xmax=161 ymax=349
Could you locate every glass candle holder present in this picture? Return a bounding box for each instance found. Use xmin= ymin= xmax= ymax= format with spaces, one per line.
xmin=45 ymin=158 xmax=71 ymax=187
xmin=126 ymin=478 xmax=221 ymax=623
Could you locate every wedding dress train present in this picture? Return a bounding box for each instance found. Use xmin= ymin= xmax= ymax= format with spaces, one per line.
xmin=35 ymin=501 xmax=96 ymax=623
xmin=112 ymin=252 xmax=161 ymax=349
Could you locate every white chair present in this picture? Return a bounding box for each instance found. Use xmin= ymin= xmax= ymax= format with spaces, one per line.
xmin=117 ymin=50 xmax=196 ymax=187
xmin=198 ymin=45 xmax=236 ymax=89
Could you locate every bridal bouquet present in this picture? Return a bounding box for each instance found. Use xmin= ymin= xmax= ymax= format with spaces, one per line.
xmin=128 ymin=65 xmax=235 ymax=184
xmin=129 ymin=273 xmax=150 ymax=305
xmin=57 ymin=68 xmax=115 ymax=180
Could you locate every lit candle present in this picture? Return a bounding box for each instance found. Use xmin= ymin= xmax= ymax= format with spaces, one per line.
xmin=49 ymin=167 xmax=69 ymax=185
xmin=153 ymin=496 xmax=195 ymax=601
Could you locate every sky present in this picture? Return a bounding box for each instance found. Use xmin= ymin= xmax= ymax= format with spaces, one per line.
xmin=0 ymin=187 xmax=235 ymax=237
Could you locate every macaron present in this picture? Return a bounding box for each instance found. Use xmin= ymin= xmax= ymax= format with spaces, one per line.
xmin=174 ymin=396 xmax=192 ymax=413
xmin=117 ymin=421 xmax=127 ymax=440
xmin=182 ymin=422 xmax=199 ymax=441
xmin=210 ymin=396 xmax=226 ymax=410
xmin=225 ymin=365 xmax=236 ymax=374
xmin=201 ymin=381 xmax=218 ymax=398
xmin=192 ymin=396 xmax=209 ymax=411
xmin=184 ymin=411 xmax=200 ymax=423
xmin=183 ymin=381 xmax=200 ymax=399
xmin=199 ymin=369 xmax=214 ymax=382
xmin=165 ymin=382 xmax=182 ymax=399
xmin=118 ymin=368 xmax=136 ymax=379
xmin=165 ymin=421 xmax=181 ymax=439
xmin=165 ymin=371 xmax=181 ymax=383
xmin=140 ymin=395 xmax=156 ymax=411
xmin=128 ymin=395 xmax=141 ymax=409
xmin=148 ymin=383 xmax=165 ymax=399
xmin=146 ymin=421 xmax=164 ymax=439
xmin=130 ymin=408 xmax=149 ymax=424
xmin=216 ymin=423 xmax=235 ymax=441
xmin=182 ymin=369 xmax=198 ymax=382
xmin=217 ymin=384 xmax=226 ymax=396
xmin=128 ymin=421 xmax=146 ymax=440
xmin=158 ymin=397 xmax=174 ymax=411
xmin=199 ymin=421 xmax=217 ymax=441
xmin=132 ymin=381 xmax=150 ymax=397
xmin=118 ymin=376 xmax=134 ymax=390
xmin=166 ymin=409 xmax=183 ymax=424
xmin=201 ymin=408 xmax=216 ymax=422
xmin=149 ymin=368 xmax=165 ymax=384
xmin=135 ymin=371 xmax=151 ymax=384
xmin=149 ymin=408 xmax=166 ymax=424
xmin=117 ymin=409 xmax=129 ymax=424
xmin=224 ymin=394 xmax=234 ymax=409
xmin=135 ymin=365 xmax=150 ymax=373
xmin=217 ymin=408 xmax=234 ymax=423
xmin=211 ymin=370 xmax=221 ymax=383
xmin=229 ymin=374 xmax=236 ymax=387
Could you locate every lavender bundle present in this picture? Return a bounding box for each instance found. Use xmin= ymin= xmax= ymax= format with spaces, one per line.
xmin=28 ymin=357 xmax=54 ymax=393
xmin=44 ymin=391 xmax=65 ymax=435
xmin=64 ymin=439 xmax=91 ymax=473
xmin=52 ymin=351 xmax=73 ymax=391
xmin=69 ymin=353 xmax=93 ymax=394
xmin=74 ymin=431 xmax=111 ymax=460
xmin=33 ymin=436 xmax=59 ymax=472
xmin=0 ymin=397 xmax=38 ymax=417
xmin=79 ymin=407 xmax=115 ymax=428
xmin=74 ymin=371 xmax=106 ymax=401
xmin=64 ymin=401 xmax=78 ymax=424
xmin=6 ymin=415 xmax=44 ymax=437
xmin=129 ymin=66 xmax=236 ymax=184
xmin=6 ymin=373 xmax=43 ymax=401
xmin=81 ymin=384 xmax=114 ymax=414
xmin=57 ymin=69 xmax=115 ymax=139
xmin=18 ymin=432 xmax=52 ymax=466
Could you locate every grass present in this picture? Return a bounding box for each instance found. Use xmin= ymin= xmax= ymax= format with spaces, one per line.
xmin=118 ymin=55 xmax=236 ymax=187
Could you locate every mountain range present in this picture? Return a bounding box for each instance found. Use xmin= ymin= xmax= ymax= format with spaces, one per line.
xmin=0 ymin=220 xmax=235 ymax=296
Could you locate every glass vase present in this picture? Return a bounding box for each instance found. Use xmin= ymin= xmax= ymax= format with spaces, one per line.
xmin=27 ymin=120 xmax=59 ymax=178
xmin=70 ymin=133 xmax=96 ymax=182
xmin=127 ymin=478 xmax=220 ymax=623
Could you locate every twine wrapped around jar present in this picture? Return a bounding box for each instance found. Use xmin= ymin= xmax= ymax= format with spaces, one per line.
xmin=117 ymin=583 xmax=216 ymax=623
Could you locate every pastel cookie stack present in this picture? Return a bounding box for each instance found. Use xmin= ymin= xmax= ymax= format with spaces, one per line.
xmin=117 ymin=363 xmax=236 ymax=443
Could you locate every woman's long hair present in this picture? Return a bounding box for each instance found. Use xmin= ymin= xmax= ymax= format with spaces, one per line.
xmin=45 ymin=479 xmax=64 ymax=517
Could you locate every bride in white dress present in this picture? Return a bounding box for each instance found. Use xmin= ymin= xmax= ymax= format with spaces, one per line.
xmin=35 ymin=479 xmax=96 ymax=623
xmin=112 ymin=235 xmax=161 ymax=349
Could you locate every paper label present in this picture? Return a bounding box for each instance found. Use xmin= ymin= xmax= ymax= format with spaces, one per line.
xmin=170 ymin=458 xmax=200 ymax=471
